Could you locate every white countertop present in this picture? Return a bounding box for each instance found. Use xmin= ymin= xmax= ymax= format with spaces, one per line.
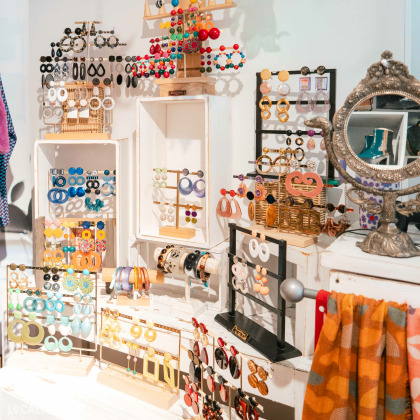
xmin=321 ymin=232 xmax=420 ymax=283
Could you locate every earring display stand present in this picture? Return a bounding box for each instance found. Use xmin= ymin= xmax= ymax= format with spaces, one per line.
xmin=153 ymin=247 xmax=220 ymax=318
xmin=97 ymin=309 xmax=181 ymax=410
xmin=6 ymin=265 xmax=98 ymax=376
xmin=154 ymin=168 xmax=204 ymax=240
xmin=215 ymin=224 xmax=302 ymax=362
xmin=253 ymin=68 xmax=337 ymax=181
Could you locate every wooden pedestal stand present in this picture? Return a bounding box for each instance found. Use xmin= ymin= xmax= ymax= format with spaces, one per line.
xmin=146 ymin=0 xmax=236 ymax=96
xmin=97 ymin=367 xmax=179 ymax=410
xmin=98 ymin=309 xmax=181 ymax=410
xmin=154 ymin=169 xmax=203 ymax=240
xmin=7 ymin=348 xmax=95 ymax=377
xmin=102 ymin=267 xmax=164 ymax=307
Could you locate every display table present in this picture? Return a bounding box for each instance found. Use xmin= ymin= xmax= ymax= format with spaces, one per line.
xmin=321 ymin=232 xmax=420 ymax=283
xmin=0 ymin=365 xmax=182 ymax=420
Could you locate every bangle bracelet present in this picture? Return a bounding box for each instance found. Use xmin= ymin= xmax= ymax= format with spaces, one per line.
xmin=122 ymin=267 xmax=133 ymax=292
xmin=138 ymin=267 xmax=144 ymax=293
xmin=116 ymin=267 xmax=124 ymax=290
xmin=183 ymin=250 xmax=201 ymax=280
xmin=134 ymin=267 xmax=139 ymax=291
xmin=198 ymin=252 xmax=211 ymax=283
xmin=141 ymin=267 xmax=150 ymax=292
xmin=157 ymin=245 xmax=174 ymax=273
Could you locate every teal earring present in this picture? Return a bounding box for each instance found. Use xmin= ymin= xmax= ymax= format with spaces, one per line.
xmin=44 ymin=336 xmax=59 ymax=351
xmin=58 ymin=336 xmax=73 ymax=353
xmin=81 ymin=318 xmax=92 ymax=336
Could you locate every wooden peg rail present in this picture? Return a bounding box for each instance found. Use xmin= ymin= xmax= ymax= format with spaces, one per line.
xmin=152 ymin=201 xmax=203 ymax=210
xmin=8 ymin=264 xmax=92 ymax=275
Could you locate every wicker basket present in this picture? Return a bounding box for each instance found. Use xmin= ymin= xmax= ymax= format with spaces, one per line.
xmin=255 ymin=176 xmax=326 ymax=235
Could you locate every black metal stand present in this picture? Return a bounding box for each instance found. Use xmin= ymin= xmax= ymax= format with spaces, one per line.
xmin=215 ymin=223 xmax=302 ymax=362
xmin=254 ymin=68 xmax=337 ymax=180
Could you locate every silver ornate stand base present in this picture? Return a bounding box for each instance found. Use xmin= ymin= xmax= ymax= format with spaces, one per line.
xmin=357 ymin=223 xmax=420 ymax=258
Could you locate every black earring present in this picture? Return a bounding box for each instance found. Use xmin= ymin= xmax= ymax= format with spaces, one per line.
xmin=96 ymin=63 xmax=106 ymax=77
xmin=80 ymin=63 xmax=86 ymax=80
xmin=72 ymin=63 xmax=79 ymax=80
xmin=126 ymin=75 xmax=131 ymax=88
xmin=87 ymin=63 xmax=97 ymax=77
xmin=117 ymin=74 xmax=123 ymax=85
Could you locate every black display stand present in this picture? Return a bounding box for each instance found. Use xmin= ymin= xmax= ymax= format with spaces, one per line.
xmin=215 ymin=223 xmax=302 ymax=362
xmin=253 ymin=68 xmax=337 ymax=181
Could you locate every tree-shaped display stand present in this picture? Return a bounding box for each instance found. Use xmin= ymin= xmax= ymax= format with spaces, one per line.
xmin=144 ymin=0 xmax=239 ymax=96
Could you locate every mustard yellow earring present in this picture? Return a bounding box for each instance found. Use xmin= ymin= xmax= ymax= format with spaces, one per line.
xmin=163 ymin=352 xmax=176 ymax=389
xmin=130 ymin=317 xmax=142 ymax=339
xmin=143 ymin=347 xmax=159 ymax=382
xmin=144 ymin=320 xmax=157 ymax=343
xmin=22 ymin=321 xmax=45 ymax=345
xmin=8 ymin=313 xmax=25 ymax=343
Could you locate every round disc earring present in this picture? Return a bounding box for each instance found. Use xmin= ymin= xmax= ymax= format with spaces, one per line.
xmin=144 ymin=320 xmax=157 ymax=342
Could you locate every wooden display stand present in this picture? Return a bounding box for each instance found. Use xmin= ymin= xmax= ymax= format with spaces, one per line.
xmin=155 ymin=77 xmax=216 ymax=97
xmin=153 ymin=169 xmax=203 ymax=240
xmin=45 ymin=133 xmax=111 ymax=140
xmin=7 ymin=349 xmax=95 ymax=377
xmin=249 ymin=224 xmax=317 ymax=248
xmin=116 ymin=294 xmax=151 ymax=306
xmin=97 ymin=367 xmax=179 ymax=410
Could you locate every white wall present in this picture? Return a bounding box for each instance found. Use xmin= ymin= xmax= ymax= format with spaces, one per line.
xmin=26 ymin=0 xmax=407 ymax=257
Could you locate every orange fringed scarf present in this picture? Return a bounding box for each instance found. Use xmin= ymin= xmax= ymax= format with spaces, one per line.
xmin=303 ymin=292 xmax=411 ymax=419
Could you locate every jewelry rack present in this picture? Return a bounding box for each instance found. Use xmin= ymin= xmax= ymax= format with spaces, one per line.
xmin=97 ymin=308 xmax=181 ymax=410
xmin=215 ymin=224 xmax=301 ymax=362
xmin=153 ymin=168 xmax=204 ymax=240
xmin=47 ymin=170 xmax=117 ymax=216
xmin=253 ymin=68 xmax=337 ymax=181
xmin=181 ymin=338 xmax=265 ymax=420
xmin=6 ymin=265 xmax=98 ymax=376
xmin=41 ymin=21 xmax=119 ymax=135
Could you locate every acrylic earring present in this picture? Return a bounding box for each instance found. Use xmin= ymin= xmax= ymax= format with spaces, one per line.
xmin=130 ymin=317 xmax=143 ymax=338
xmin=143 ymin=347 xmax=159 ymax=382
xmin=163 ymin=352 xmax=176 ymax=388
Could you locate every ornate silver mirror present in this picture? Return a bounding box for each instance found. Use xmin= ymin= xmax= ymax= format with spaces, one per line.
xmin=306 ymin=51 xmax=420 ymax=257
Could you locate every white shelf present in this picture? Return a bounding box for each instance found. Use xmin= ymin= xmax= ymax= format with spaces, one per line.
xmin=136 ymin=95 xmax=231 ymax=249
xmin=346 ymin=111 xmax=408 ymax=168
xmin=33 ymin=139 xmax=121 ymax=263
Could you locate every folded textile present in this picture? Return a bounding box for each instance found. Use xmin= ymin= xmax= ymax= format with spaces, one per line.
xmin=303 ymin=291 xmax=411 ymax=419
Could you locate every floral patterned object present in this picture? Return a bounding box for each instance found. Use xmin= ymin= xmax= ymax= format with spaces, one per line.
xmin=355 ymin=176 xmax=399 ymax=229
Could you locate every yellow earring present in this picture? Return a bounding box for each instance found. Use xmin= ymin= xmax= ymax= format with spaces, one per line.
xmin=22 ymin=321 xmax=45 ymax=345
xmin=163 ymin=352 xmax=176 ymax=389
xmin=130 ymin=317 xmax=142 ymax=339
xmin=144 ymin=320 xmax=157 ymax=343
xmin=143 ymin=347 xmax=159 ymax=382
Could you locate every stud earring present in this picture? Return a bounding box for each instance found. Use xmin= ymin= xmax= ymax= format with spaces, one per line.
xmin=145 ymin=320 xmax=157 ymax=342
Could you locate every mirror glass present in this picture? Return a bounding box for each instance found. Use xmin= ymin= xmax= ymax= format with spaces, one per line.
xmin=345 ymin=93 xmax=420 ymax=168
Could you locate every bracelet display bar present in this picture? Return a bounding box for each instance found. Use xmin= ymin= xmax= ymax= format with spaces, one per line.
xmin=215 ymin=224 xmax=301 ymax=362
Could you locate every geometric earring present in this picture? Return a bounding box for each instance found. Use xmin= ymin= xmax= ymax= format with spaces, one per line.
xmin=143 ymin=347 xmax=159 ymax=382
xmin=163 ymin=352 xmax=176 ymax=388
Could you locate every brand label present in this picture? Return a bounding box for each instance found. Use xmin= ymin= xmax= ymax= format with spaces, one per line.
xmin=169 ymin=90 xmax=187 ymax=96
xmin=232 ymin=325 xmax=249 ymax=341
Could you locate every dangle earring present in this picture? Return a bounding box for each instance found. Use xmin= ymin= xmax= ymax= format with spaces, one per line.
xmin=259 ymin=69 xmax=272 ymax=120
xmin=126 ymin=342 xmax=132 ymax=373
xmin=132 ymin=345 xmax=139 ymax=375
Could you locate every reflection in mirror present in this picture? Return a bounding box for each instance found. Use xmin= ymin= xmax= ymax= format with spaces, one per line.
xmin=346 ymin=94 xmax=420 ymax=168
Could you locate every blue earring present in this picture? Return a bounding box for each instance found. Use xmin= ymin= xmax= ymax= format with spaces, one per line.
xmin=81 ymin=318 xmax=92 ymax=336
xmin=178 ymin=177 xmax=193 ymax=195
xmin=71 ymin=317 xmax=81 ymax=334
xmin=76 ymin=187 xmax=85 ymax=197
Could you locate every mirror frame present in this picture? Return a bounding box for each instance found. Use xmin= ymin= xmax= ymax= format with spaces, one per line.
xmin=333 ymin=51 xmax=420 ymax=186
xmin=304 ymin=51 xmax=420 ymax=258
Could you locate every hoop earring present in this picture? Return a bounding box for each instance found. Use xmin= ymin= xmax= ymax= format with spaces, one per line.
xmin=296 ymin=92 xmax=313 ymax=114
xmin=193 ymin=179 xmax=205 ymax=198
xmin=229 ymin=198 xmax=242 ymax=219
xmin=178 ymin=177 xmax=193 ymax=195
xmin=249 ymin=238 xmax=259 ymax=258
xmin=216 ymin=196 xmax=232 ymax=218
xmin=259 ymin=243 xmax=270 ymax=263
xmin=312 ymin=91 xmax=331 ymax=113
xmin=47 ymin=88 xmax=57 ymax=102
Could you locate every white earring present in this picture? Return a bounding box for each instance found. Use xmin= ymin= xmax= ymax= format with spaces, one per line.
xmin=48 ymin=88 xmax=57 ymax=102
xmin=259 ymin=243 xmax=270 ymax=262
xmin=57 ymin=87 xmax=68 ymax=102
xmin=239 ymin=279 xmax=248 ymax=294
xmin=102 ymin=86 xmax=115 ymax=110
xmin=249 ymin=239 xmax=259 ymax=258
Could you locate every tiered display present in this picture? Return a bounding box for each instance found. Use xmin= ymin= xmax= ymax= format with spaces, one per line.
xmin=6 ymin=263 xmax=97 ymax=373
xmin=98 ymin=307 xmax=181 ymax=408
xmin=215 ymin=224 xmax=301 ymax=362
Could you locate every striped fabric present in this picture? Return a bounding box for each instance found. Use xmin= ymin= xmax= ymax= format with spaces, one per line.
xmin=0 ymin=75 xmax=17 ymax=227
